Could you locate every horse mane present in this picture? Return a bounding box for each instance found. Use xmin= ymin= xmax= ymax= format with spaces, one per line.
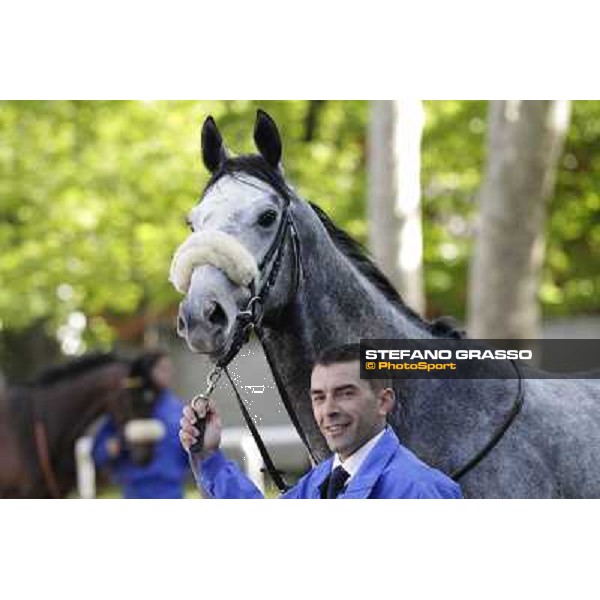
xmin=203 ymin=153 xmax=463 ymax=339
xmin=34 ymin=353 xmax=122 ymax=387
xmin=308 ymin=202 xmax=463 ymax=339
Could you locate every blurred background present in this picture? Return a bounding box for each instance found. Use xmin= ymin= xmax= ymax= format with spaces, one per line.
xmin=1 ymin=101 xmax=598 ymax=377
xmin=0 ymin=100 xmax=598 ymax=496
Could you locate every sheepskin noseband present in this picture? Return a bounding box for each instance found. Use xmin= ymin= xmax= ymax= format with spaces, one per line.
xmin=169 ymin=230 xmax=259 ymax=294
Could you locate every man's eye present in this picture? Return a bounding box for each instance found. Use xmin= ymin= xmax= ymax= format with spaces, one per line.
xmin=257 ymin=209 xmax=278 ymax=227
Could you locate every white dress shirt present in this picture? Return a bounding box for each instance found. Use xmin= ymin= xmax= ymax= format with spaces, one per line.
xmin=332 ymin=427 xmax=387 ymax=483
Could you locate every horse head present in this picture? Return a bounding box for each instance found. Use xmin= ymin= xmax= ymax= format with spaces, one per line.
xmin=171 ymin=110 xmax=301 ymax=363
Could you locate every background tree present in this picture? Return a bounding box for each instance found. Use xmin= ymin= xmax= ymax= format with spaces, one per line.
xmin=467 ymin=101 xmax=571 ymax=338
xmin=367 ymin=100 xmax=425 ymax=313
xmin=0 ymin=100 xmax=597 ymax=381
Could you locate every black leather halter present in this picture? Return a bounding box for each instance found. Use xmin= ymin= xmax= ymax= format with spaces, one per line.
xmin=215 ymin=198 xmax=300 ymax=370
xmin=192 ymin=197 xmax=314 ymax=493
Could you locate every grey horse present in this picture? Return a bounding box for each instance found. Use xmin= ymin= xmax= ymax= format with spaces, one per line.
xmin=172 ymin=110 xmax=600 ymax=498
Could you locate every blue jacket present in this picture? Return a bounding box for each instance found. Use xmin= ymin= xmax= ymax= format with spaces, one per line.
xmin=198 ymin=427 xmax=462 ymax=499
xmin=92 ymin=390 xmax=189 ymax=499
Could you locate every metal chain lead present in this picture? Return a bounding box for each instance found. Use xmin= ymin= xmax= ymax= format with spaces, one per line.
xmin=188 ymin=365 xmax=223 ymax=455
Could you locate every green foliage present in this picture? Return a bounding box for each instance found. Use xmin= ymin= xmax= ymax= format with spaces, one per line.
xmin=0 ymin=100 xmax=597 ymax=353
xmin=545 ymin=101 xmax=600 ymax=316
xmin=421 ymin=101 xmax=488 ymax=318
xmin=0 ymin=100 xmax=367 ymax=348
xmin=422 ymin=100 xmax=600 ymax=319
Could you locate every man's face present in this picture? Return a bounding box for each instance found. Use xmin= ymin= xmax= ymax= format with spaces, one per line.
xmin=151 ymin=357 xmax=173 ymax=390
xmin=310 ymin=360 xmax=393 ymax=460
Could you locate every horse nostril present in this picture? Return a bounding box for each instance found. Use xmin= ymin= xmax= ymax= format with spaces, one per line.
xmin=208 ymin=302 xmax=227 ymax=329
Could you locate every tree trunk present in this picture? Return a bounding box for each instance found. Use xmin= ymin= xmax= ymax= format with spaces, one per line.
xmin=467 ymin=100 xmax=571 ymax=338
xmin=367 ymin=100 xmax=425 ymax=314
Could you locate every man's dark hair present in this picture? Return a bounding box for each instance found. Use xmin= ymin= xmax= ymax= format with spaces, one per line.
xmin=315 ymin=343 xmax=362 ymax=366
xmin=313 ymin=343 xmax=392 ymax=392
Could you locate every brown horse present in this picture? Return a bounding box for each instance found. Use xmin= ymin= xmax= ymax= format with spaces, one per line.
xmin=0 ymin=354 xmax=130 ymax=498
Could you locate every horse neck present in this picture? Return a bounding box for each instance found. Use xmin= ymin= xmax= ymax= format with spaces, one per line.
xmin=261 ymin=201 xmax=519 ymax=471
xmin=39 ymin=363 xmax=125 ymax=453
xmin=261 ymin=202 xmax=435 ymax=460
xmin=290 ymin=200 xmax=432 ymax=342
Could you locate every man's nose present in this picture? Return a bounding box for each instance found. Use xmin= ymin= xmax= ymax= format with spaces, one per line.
xmin=322 ymin=394 xmax=339 ymax=415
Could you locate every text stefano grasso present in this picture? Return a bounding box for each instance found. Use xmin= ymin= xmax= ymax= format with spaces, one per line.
xmin=364 ymin=349 xmax=533 ymax=361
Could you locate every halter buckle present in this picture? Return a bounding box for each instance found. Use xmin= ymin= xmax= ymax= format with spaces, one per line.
xmin=236 ymin=296 xmax=263 ymax=325
xmin=247 ymin=296 xmax=263 ymax=322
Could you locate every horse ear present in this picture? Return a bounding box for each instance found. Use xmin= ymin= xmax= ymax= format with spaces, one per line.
xmin=201 ymin=116 xmax=228 ymax=173
xmin=254 ymin=109 xmax=282 ymax=168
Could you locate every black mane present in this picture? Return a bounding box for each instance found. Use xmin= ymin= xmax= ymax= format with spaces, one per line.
xmin=309 ymin=203 xmax=463 ymax=339
xmin=203 ymin=154 xmax=463 ymax=339
xmin=34 ymin=353 xmax=122 ymax=386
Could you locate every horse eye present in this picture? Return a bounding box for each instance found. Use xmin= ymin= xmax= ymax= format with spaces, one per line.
xmin=257 ymin=209 xmax=278 ymax=227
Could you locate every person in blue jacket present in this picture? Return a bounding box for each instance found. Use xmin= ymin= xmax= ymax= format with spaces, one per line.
xmin=179 ymin=343 xmax=462 ymax=499
xmin=92 ymin=350 xmax=189 ymax=499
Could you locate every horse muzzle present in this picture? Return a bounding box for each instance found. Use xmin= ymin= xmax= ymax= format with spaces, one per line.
xmin=176 ymin=265 xmax=247 ymax=354
xmin=170 ymin=230 xmax=258 ymax=356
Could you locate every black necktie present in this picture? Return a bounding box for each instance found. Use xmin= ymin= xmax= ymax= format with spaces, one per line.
xmin=326 ymin=465 xmax=350 ymax=499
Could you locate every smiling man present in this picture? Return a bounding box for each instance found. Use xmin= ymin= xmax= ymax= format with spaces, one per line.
xmin=180 ymin=344 xmax=462 ymax=499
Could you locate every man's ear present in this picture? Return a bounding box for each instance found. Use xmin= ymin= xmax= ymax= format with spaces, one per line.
xmin=201 ymin=116 xmax=228 ymax=173
xmin=378 ymin=388 xmax=396 ymax=416
xmin=253 ymin=109 xmax=282 ymax=168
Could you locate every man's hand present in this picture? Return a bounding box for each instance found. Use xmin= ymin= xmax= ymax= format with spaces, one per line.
xmin=179 ymin=399 xmax=222 ymax=459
